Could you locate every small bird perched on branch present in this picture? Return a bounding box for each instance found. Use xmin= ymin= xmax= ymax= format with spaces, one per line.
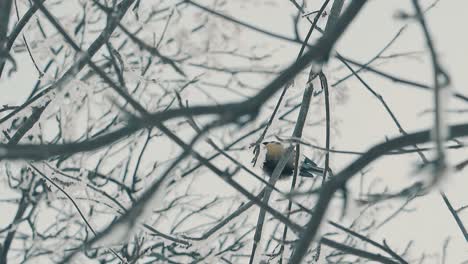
xmin=262 ymin=141 xmax=327 ymax=179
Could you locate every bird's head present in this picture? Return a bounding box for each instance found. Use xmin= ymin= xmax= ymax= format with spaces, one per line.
xmin=263 ymin=141 xmax=286 ymax=161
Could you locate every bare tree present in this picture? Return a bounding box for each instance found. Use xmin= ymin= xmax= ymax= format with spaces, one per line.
xmin=0 ymin=0 xmax=466 ymax=263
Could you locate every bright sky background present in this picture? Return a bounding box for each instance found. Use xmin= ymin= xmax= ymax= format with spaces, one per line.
xmin=0 ymin=0 xmax=467 ymax=263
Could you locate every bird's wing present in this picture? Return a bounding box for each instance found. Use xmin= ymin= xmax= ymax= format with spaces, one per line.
xmin=299 ymin=157 xmax=325 ymax=177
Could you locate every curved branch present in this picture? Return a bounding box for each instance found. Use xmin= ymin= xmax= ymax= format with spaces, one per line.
xmin=290 ymin=122 xmax=468 ymax=263
xmin=0 ymin=0 xmax=364 ymax=161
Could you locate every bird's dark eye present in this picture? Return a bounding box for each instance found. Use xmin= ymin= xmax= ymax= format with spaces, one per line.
xmin=262 ymin=142 xmax=269 ymax=145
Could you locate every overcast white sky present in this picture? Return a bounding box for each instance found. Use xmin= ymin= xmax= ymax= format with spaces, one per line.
xmin=0 ymin=0 xmax=467 ymax=263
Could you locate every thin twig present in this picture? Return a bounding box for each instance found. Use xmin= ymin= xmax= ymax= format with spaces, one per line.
xmin=320 ymin=72 xmax=331 ymax=184
xmin=440 ymin=192 xmax=468 ymax=242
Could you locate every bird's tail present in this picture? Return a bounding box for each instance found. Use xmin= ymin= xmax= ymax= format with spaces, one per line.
xmin=299 ymin=157 xmax=326 ymax=178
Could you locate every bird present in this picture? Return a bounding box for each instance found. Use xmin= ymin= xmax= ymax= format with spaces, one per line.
xmin=261 ymin=141 xmax=326 ymax=179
